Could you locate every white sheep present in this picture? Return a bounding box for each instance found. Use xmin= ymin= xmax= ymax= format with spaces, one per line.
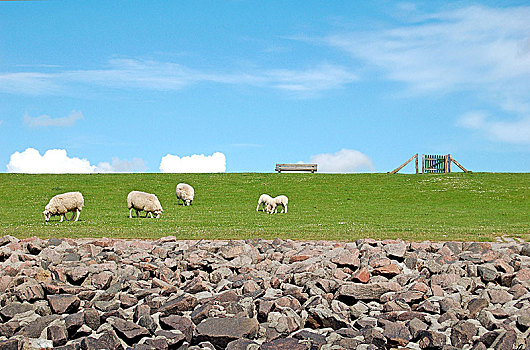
xmin=266 ymin=195 xmax=289 ymax=214
xmin=176 ymin=183 xmax=195 ymax=206
xmin=43 ymin=191 xmax=84 ymax=222
xmin=256 ymin=194 xmax=273 ymax=212
xmin=127 ymin=191 xmax=163 ymax=218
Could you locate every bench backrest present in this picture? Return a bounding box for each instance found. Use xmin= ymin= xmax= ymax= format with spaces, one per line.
xmin=275 ymin=163 xmax=317 ymax=173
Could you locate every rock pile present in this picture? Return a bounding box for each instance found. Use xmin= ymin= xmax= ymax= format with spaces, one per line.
xmin=0 ymin=235 xmax=529 ymax=349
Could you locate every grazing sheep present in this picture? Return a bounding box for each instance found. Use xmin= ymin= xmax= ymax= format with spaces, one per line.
xmin=43 ymin=191 xmax=84 ymax=222
xmin=176 ymin=183 xmax=195 ymax=206
xmin=127 ymin=191 xmax=163 ymax=218
xmin=266 ymin=195 xmax=289 ymax=214
xmin=256 ymin=194 xmax=273 ymax=212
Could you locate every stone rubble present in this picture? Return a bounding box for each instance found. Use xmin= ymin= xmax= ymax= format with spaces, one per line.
xmin=0 ymin=235 xmax=528 ymax=349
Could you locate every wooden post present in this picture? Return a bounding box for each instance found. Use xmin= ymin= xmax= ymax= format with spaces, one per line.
xmin=389 ymin=154 xmax=418 ymax=174
xmin=421 ymin=154 xmax=425 ymax=174
xmin=448 ymin=154 xmax=452 ymax=173
xmin=450 ymin=156 xmax=469 ymax=173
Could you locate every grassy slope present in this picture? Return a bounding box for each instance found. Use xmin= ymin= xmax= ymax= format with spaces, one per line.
xmin=0 ymin=173 xmax=528 ymax=242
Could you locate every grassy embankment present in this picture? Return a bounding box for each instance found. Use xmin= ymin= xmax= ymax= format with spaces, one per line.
xmin=0 ymin=173 xmax=528 ymax=242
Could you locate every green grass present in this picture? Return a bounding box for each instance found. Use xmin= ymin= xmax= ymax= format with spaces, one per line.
xmin=0 ymin=173 xmax=528 ymax=242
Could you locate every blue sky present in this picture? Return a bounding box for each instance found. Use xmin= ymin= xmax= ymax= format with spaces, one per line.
xmin=1 ymin=1 xmax=529 ymax=173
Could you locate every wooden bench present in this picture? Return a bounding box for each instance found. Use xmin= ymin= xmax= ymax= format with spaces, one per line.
xmin=275 ymin=163 xmax=317 ymax=173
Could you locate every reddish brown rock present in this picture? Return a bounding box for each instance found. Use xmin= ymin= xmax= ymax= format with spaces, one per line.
xmin=372 ymin=263 xmax=401 ymax=277
xmin=350 ymin=267 xmax=369 ymax=283
xmin=159 ymin=315 xmax=194 ymax=342
xmin=47 ymin=294 xmax=80 ymax=314
xmin=91 ymin=271 xmax=113 ymax=290
xmin=384 ymin=322 xmax=412 ymax=347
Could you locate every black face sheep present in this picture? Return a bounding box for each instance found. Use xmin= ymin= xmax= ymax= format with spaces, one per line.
xmin=127 ymin=191 xmax=163 ymax=218
xmin=176 ymin=183 xmax=195 ymax=206
xmin=43 ymin=191 xmax=84 ymax=222
xmin=256 ymin=194 xmax=273 ymax=212
xmin=266 ymin=195 xmax=289 ymax=214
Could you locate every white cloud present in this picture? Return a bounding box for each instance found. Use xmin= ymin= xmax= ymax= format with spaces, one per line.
xmin=23 ymin=110 xmax=83 ymax=127
xmin=321 ymin=4 xmax=530 ymax=145
xmin=95 ymin=157 xmax=147 ymax=173
xmin=457 ymin=111 xmax=530 ymax=144
xmin=0 ymin=72 xmax=59 ymax=95
xmin=309 ymin=149 xmax=375 ymax=173
xmin=265 ymin=64 xmax=358 ymax=94
xmin=7 ymin=148 xmax=96 ymax=173
xmin=0 ymin=58 xmax=356 ymax=97
xmin=324 ymin=5 xmax=530 ymax=94
xmin=6 ymin=148 xmax=148 ymax=173
xmin=160 ymin=152 xmax=226 ymax=173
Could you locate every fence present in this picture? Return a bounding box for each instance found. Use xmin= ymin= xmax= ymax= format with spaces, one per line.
xmin=390 ymin=154 xmax=468 ymax=174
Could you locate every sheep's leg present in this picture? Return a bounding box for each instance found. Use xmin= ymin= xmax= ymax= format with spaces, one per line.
xmin=256 ymin=202 xmax=261 ymax=211
xmin=69 ymin=211 xmax=76 ymax=221
xmin=60 ymin=214 xmax=64 ymax=222
xmin=74 ymin=209 xmax=80 ymax=221
xmin=136 ymin=210 xmax=140 ymax=218
xmin=284 ymin=204 xmax=287 ymax=213
xmin=147 ymin=212 xmax=153 ymax=218
xmin=129 ymin=208 xmax=133 ymax=218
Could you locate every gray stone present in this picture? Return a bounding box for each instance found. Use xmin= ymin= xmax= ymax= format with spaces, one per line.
xmin=260 ymin=338 xmax=310 ymax=350
xmin=159 ymin=294 xmax=198 ymax=315
xmin=159 ymin=315 xmax=194 ymax=342
xmin=417 ymin=330 xmax=446 ymax=349
xmin=137 ymin=314 xmax=157 ymax=334
xmin=47 ymin=324 xmax=68 ymax=347
xmin=65 ymin=312 xmax=84 ymax=336
xmin=67 ymin=266 xmax=89 ymax=283
xmin=109 ymin=316 xmax=150 ymax=345
xmin=84 ymin=308 xmax=101 ymax=330
xmin=477 ymin=264 xmax=497 ymax=282
xmin=467 ymin=298 xmax=488 ymax=317
xmin=155 ymin=329 xmax=187 ymax=348
xmin=0 ymin=339 xmax=19 ymax=350
xmin=450 ymin=321 xmax=477 ymax=348
xmin=195 ymin=317 xmax=259 ymax=348
xmin=14 ymin=282 xmax=45 ymax=302
xmin=226 ymin=338 xmax=259 ymax=350
xmin=407 ymin=318 xmax=428 ymax=339
xmin=490 ymin=329 xmax=517 ymax=350
xmin=383 ymin=322 xmax=412 ymax=347
xmin=91 ymin=271 xmax=113 ymax=290
xmin=336 ymin=282 xmax=395 ymax=302
xmin=0 ymin=302 xmax=34 ymax=320
xmin=517 ymin=314 xmax=530 ymax=331
xmin=80 ymin=330 xmax=124 ymax=350
xmin=17 ymin=314 xmax=60 ymax=338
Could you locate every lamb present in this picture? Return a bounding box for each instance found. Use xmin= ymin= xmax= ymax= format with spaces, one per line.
xmin=266 ymin=195 xmax=289 ymax=214
xmin=256 ymin=194 xmax=273 ymax=212
xmin=176 ymin=183 xmax=195 ymax=206
xmin=127 ymin=191 xmax=163 ymax=218
xmin=43 ymin=191 xmax=84 ymax=222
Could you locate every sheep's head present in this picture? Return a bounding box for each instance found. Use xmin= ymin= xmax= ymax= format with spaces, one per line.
xmin=265 ymin=204 xmax=275 ymax=214
xmin=154 ymin=209 xmax=163 ymax=218
xmin=43 ymin=210 xmax=52 ymax=222
xmin=186 ymin=199 xmax=193 ymax=206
